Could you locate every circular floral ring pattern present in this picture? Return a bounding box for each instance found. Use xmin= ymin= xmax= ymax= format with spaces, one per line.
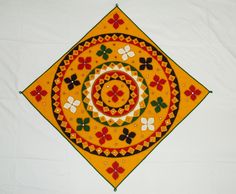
xmin=82 ymin=62 xmax=149 ymax=127
xmin=51 ymin=33 xmax=180 ymax=157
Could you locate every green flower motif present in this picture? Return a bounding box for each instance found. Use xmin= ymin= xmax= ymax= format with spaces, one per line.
xmin=96 ymin=45 xmax=112 ymax=60
xmin=76 ymin=118 xmax=90 ymax=131
xmin=151 ymin=97 xmax=167 ymax=113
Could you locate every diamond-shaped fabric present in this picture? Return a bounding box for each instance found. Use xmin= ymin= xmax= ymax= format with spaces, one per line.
xmin=22 ymin=6 xmax=210 ymax=190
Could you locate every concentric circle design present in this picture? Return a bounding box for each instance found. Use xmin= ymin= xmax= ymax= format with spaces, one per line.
xmin=82 ymin=62 xmax=148 ymax=126
xmin=51 ymin=33 xmax=180 ymax=157
xmin=92 ymin=71 xmax=139 ymax=115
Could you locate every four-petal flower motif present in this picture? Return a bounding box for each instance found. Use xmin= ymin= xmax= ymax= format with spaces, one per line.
xmin=107 ymin=85 xmax=124 ymax=103
xmin=184 ymin=85 xmax=201 ymax=100
xmin=64 ymin=74 xmax=80 ymax=90
xmin=151 ymin=97 xmax=167 ymax=113
xmin=118 ymin=45 xmax=135 ymax=61
xmin=106 ymin=161 xmax=125 ymax=180
xmin=119 ymin=128 xmax=136 ymax=144
xmin=139 ymin=57 xmax=153 ymax=70
xmin=76 ymin=118 xmax=90 ymax=131
xmin=95 ymin=127 xmax=112 ymax=145
xmin=63 ymin=96 xmax=80 ymax=113
xmin=141 ymin=118 xmax=155 ymax=131
xmin=96 ymin=45 xmax=112 ymax=60
xmin=30 ymin=85 xmax=47 ymax=102
xmin=78 ymin=57 xmax=92 ymax=70
xmin=150 ymin=75 xmax=166 ymax=91
xmin=108 ymin=13 xmax=124 ymax=29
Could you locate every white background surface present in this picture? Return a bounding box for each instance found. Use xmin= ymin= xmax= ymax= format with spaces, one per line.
xmin=0 ymin=0 xmax=236 ymax=193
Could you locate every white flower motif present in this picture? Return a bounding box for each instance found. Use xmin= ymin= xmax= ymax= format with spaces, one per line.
xmin=63 ymin=96 xmax=80 ymax=113
xmin=141 ymin=118 xmax=155 ymax=131
xmin=118 ymin=45 xmax=135 ymax=61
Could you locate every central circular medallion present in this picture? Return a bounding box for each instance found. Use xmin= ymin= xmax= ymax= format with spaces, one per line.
xmin=91 ymin=70 xmax=139 ymax=117
xmin=82 ymin=61 xmax=149 ymax=127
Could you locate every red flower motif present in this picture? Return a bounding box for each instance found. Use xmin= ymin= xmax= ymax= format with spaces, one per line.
xmin=150 ymin=75 xmax=166 ymax=91
xmin=106 ymin=161 xmax=125 ymax=180
xmin=78 ymin=57 xmax=91 ymax=70
xmin=30 ymin=85 xmax=47 ymax=102
xmin=107 ymin=85 xmax=124 ymax=103
xmin=184 ymin=85 xmax=201 ymax=100
xmin=108 ymin=13 xmax=124 ymax=29
xmin=95 ymin=127 xmax=112 ymax=145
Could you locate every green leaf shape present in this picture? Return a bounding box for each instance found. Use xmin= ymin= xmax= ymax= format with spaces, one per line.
xmin=103 ymin=53 xmax=108 ymax=60
xmin=155 ymin=106 xmax=161 ymax=113
xmin=106 ymin=48 xmax=112 ymax=54
xmin=96 ymin=50 xmax=103 ymax=56
xmin=77 ymin=125 xmax=83 ymax=131
xmin=157 ymin=97 xmax=163 ymax=103
xmin=84 ymin=125 xmax=90 ymax=131
xmin=161 ymin=102 xmax=167 ymax=108
xmin=100 ymin=45 xmax=106 ymax=51
xmin=84 ymin=118 xmax=90 ymax=124
xmin=77 ymin=118 xmax=83 ymax=124
xmin=151 ymin=100 xmax=157 ymax=106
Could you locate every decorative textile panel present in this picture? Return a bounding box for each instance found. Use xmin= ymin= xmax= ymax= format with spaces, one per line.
xmin=21 ymin=6 xmax=210 ymax=190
